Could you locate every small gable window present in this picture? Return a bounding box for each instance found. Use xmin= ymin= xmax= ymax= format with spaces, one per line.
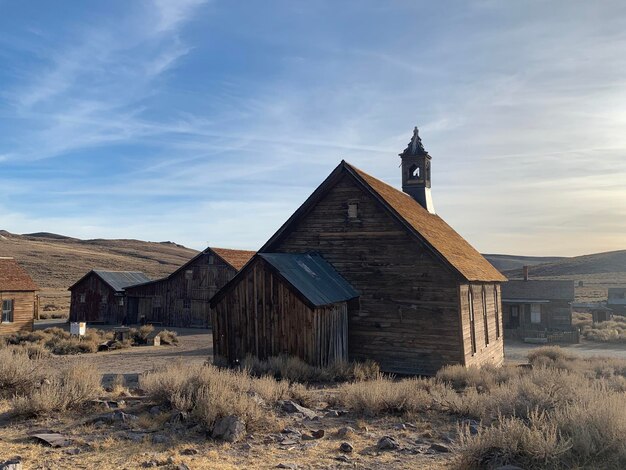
xmin=79 ymin=293 xmax=86 ymax=303
xmin=348 ymin=202 xmax=358 ymax=219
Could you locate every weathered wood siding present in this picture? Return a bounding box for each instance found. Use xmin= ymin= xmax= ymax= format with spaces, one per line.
xmin=69 ymin=274 xmax=124 ymax=324
xmin=126 ymin=252 xmax=237 ymax=328
xmin=213 ymin=257 xmax=349 ymax=367
xmin=502 ymin=300 xmax=572 ymax=331
xmin=0 ymin=291 xmax=36 ymax=335
xmin=459 ymin=283 xmax=504 ymax=368
xmin=265 ymin=174 xmax=464 ymax=375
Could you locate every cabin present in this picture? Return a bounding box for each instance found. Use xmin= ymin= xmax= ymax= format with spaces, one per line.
xmin=68 ymin=270 xmax=150 ymax=324
xmin=501 ymin=268 xmax=574 ymax=336
xmin=211 ymin=128 xmax=507 ymax=375
xmin=125 ymin=247 xmax=254 ymax=328
xmin=607 ymin=288 xmax=626 ymax=316
xmin=212 ymin=253 xmax=359 ymax=366
xmin=0 ymin=257 xmax=39 ymax=335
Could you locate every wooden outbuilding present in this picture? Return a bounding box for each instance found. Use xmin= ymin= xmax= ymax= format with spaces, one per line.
xmin=125 ymin=247 xmax=254 ymax=328
xmin=211 ymin=128 xmax=507 ymax=375
xmin=607 ymin=288 xmax=626 ymax=316
xmin=211 ymin=253 xmax=359 ymax=366
xmin=501 ymin=275 xmax=575 ymax=335
xmin=0 ymin=257 xmax=39 ymax=335
xmin=68 ymin=270 xmax=150 ymax=324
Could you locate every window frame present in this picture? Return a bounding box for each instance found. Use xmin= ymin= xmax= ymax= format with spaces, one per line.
xmin=482 ymin=286 xmax=489 ymax=346
xmin=468 ymin=287 xmax=477 ymax=355
xmin=2 ymin=299 xmax=14 ymax=323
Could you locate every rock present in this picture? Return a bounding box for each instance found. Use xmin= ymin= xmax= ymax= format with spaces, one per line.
xmin=180 ymin=448 xmax=198 ymax=456
xmin=242 ymin=442 xmax=253 ymax=451
xmin=279 ymin=400 xmax=317 ymax=420
xmin=279 ymin=439 xmax=298 ymax=446
xmin=276 ymin=464 xmax=298 ymax=469
xmin=151 ymin=434 xmax=169 ymax=444
xmin=64 ymin=448 xmax=81 ymax=455
xmin=176 ymin=465 xmax=191 ymax=470
xmin=211 ymin=415 xmax=246 ymax=443
xmin=335 ymin=455 xmax=351 ymax=463
xmin=339 ymin=442 xmax=354 ymax=453
xmin=149 ymin=406 xmax=162 ymax=416
xmin=394 ymin=423 xmax=406 ymax=430
xmin=429 ymin=443 xmax=451 ymax=453
xmin=0 ymin=459 xmax=22 ymax=470
xmin=326 ymin=410 xmax=339 ymax=417
xmin=302 ymin=429 xmax=324 ymax=440
xmin=336 ymin=426 xmax=355 ymax=438
xmin=377 ymin=436 xmax=399 ymax=451
xmin=123 ymin=432 xmax=146 ymax=443
xmin=141 ymin=462 xmax=157 ymax=468
xmin=105 ymin=411 xmax=138 ymax=424
xmin=281 ymin=427 xmax=302 ymax=439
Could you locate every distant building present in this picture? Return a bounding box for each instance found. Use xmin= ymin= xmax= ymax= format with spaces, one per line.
xmin=0 ymin=257 xmax=39 ymax=335
xmin=501 ymin=267 xmax=575 ymax=334
xmin=607 ymin=288 xmax=626 ymax=316
xmin=68 ymin=270 xmax=150 ymax=324
xmin=125 ymin=247 xmax=254 ymax=328
xmin=211 ymin=128 xmax=507 ymax=375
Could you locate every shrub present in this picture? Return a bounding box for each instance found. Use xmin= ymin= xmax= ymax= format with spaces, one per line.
xmin=242 ymin=355 xmax=379 ymax=383
xmin=0 ymin=347 xmax=46 ymax=397
xmin=12 ymin=362 xmax=101 ymax=417
xmin=141 ymin=362 xmax=296 ymax=431
xmin=157 ymin=329 xmax=178 ymax=345
xmin=4 ymin=327 xmax=112 ymax=355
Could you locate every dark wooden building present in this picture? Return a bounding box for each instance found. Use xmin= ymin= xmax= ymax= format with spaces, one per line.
xmin=607 ymin=288 xmax=626 ymax=316
xmin=212 ymin=128 xmax=507 ymax=375
xmin=0 ymin=257 xmax=39 ymax=335
xmin=501 ymin=274 xmax=575 ymax=335
xmin=211 ymin=253 xmax=359 ymax=366
xmin=69 ymin=270 xmax=150 ymax=324
xmin=125 ymin=247 xmax=254 ymax=328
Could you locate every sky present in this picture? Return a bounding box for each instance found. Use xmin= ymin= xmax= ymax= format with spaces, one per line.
xmin=0 ymin=1 xmax=625 ymax=257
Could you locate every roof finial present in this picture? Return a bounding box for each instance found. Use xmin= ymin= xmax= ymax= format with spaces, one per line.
xmin=401 ymin=126 xmax=427 ymax=156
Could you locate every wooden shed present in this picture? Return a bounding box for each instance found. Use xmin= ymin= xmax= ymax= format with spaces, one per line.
xmin=211 ymin=253 xmax=359 ymax=366
xmin=0 ymin=257 xmax=39 ymax=335
xmin=211 ymin=128 xmax=507 ymax=375
xmin=125 ymin=247 xmax=254 ymax=328
xmin=68 ymin=270 xmax=150 ymax=324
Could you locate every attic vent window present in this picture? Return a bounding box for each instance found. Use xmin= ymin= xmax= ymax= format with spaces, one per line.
xmin=348 ymin=202 xmax=358 ymax=219
xmin=409 ymin=164 xmax=420 ymax=179
xmin=79 ymin=293 xmax=86 ymax=303
xmin=185 ymin=269 xmax=193 ymax=280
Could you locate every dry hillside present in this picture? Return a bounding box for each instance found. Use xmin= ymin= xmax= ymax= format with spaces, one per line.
xmin=501 ymin=250 xmax=626 ymax=302
xmin=0 ymin=230 xmax=199 ymax=314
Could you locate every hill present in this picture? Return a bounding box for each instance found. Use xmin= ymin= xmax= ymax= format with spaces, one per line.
xmin=482 ymin=254 xmax=566 ymax=272
xmin=500 ymin=250 xmax=626 ymax=302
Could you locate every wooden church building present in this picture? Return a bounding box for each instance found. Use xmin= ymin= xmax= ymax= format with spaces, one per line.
xmin=211 ymin=128 xmax=507 ymax=375
xmin=125 ymin=247 xmax=254 ymax=327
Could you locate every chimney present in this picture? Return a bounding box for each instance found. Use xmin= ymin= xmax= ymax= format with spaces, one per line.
xmin=523 ymin=265 xmax=529 ymax=281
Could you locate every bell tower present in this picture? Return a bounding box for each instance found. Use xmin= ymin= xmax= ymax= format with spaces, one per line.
xmin=400 ymin=126 xmax=435 ymax=213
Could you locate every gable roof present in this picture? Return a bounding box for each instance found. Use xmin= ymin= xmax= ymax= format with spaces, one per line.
xmin=502 ymin=279 xmax=575 ymax=302
xmin=0 ymin=257 xmax=38 ymax=291
xmin=260 ymin=161 xmax=506 ymax=282
xmin=69 ymin=270 xmax=150 ymax=293
xmin=124 ymin=246 xmax=256 ymax=291
xmin=211 ymin=252 xmax=359 ymax=309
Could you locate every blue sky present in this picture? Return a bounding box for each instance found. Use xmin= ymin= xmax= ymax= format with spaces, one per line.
xmin=1 ymin=1 xmax=625 ymax=256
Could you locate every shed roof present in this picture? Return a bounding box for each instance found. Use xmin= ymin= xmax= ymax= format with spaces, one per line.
xmin=0 ymin=257 xmax=38 ymax=291
xmin=259 ymin=253 xmax=359 ymax=307
xmin=69 ymin=270 xmax=150 ymax=293
xmin=261 ymin=161 xmax=506 ymax=282
xmin=502 ymin=279 xmax=575 ymax=302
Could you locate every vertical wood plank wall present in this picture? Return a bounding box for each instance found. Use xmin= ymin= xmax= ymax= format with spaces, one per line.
xmin=0 ymin=291 xmax=36 ymax=334
xmin=266 ymin=175 xmax=465 ymax=375
xmin=212 ymin=258 xmax=349 ymax=367
xmin=126 ymin=253 xmax=237 ymax=327
xmin=459 ymin=283 xmax=504 ymax=367
xmin=69 ymin=275 xmax=123 ymax=324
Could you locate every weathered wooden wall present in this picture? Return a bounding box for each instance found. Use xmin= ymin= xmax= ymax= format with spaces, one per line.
xmin=459 ymin=283 xmax=504 ymax=368
xmin=265 ymin=174 xmax=465 ymax=375
xmin=213 ymin=257 xmax=349 ymax=367
xmin=0 ymin=291 xmax=36 ymax=335
xmin=502 ymin=300 xmax=572 ymax=331
xmin=69 ymin=275 xmax=124 ymax=324
xmin=126 ymin=252 xmax=237 ymax=328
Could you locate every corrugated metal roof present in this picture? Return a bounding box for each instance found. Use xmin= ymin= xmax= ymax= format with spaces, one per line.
xmin=93 ymin=270 xmax=151 ymax=292
xmin=259 ymin=253 xmax=359 ymax=307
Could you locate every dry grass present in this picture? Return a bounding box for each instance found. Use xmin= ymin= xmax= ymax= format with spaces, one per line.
xmin=241 ymin=354 xmax=380 ymax=383
xmin=6 ymin=327 xmax=114 ymax=355
xmin=0 ymin=347 xmax=47 ymax=398
xmin=573 ymin=312 xmax=626 ymax=343
xmin=141 ymin=362 xmax=299 ymax=432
